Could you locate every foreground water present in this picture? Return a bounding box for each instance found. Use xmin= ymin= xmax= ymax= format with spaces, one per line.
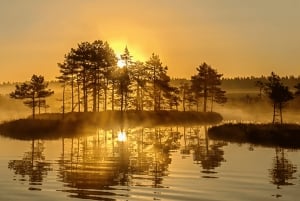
xmin=0 ymin=126 xmax=299 ymax=201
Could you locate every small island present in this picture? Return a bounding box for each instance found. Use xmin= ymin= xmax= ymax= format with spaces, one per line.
xmin=0 ymin=111 xmax=222 ymax=140
xmin=1 ymin=40 xmax=300 ymax=148
xmin=208 ymin=73 xmax=300 ymax=149
xmin=1 ymin=45 xmax=227 ymax=140
xmin=208 ymin=123 xmax=300 ymax=149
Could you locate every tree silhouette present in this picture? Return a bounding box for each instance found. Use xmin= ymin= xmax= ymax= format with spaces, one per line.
xmin=255 ymin=80 xmax=265 ymax=99
xmin=210 ymin=87 xmax=227 ymax=112
xmin=129 ymin=61 xmax=148 ymax=110
xmin=57 ymin=57 xmax=79 ymax=112
xmin=116 ymin=67 xmax=131 ymax=112
xmin=165 ymin=87 xmax=180 ymax=110
xmin=119 ymin=47 xmax=133 ymax=111
xmin=10 ymin=75 xmax=54 ymax=119
xmin=191 ymin=63 xmax=225 ymax=112
xmin=191 ymin=127 xmax=226 ymax=175
xmin=145 ymin=53 xmax=172 ymax=111
xmin=264 ymin=72 xmax=293 ymax=124
xmin=269 ymin=148 xmax=297 ymax=188
xmin=59 ymin=40 xmax=117 ymax=112
xmin=56 ymin=40 xmax=231 ymax=113
xmin=8 ymin=140 xmax=51 ymax=189
xmin=179 ymin=82 xmax=190 ymax=111
xmin=121 ymin=46 xmax=133 ymax=68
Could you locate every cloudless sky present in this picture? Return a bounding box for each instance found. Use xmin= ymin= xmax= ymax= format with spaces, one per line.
xmin=0 ymin=0 xmax=299 ymax=82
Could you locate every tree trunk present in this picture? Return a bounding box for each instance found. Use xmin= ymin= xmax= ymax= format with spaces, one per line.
xmin=38 ymin=97 xmax=41 ymax=115
xmin=279 ymin=103 xmax=283 ymax=124
xmin=112 ymin=81 xmax=115 ymax=111
xmin=77 ymin=83 xmax=81 ymax=112
xmin=62 ymin=83 xmax=65 ymax=119
xmin=158 ymin=90 xmax=161 ymax=111
xmin=32 ymin=95 xmax=35 ymax=119
xmin=203 ymin=88 xmax=207 ymax=112
xmin=71 ymin=74 xmax=74 ymax=112
xmin=120 ymin=82 xmax=124 ymax=112
xmin=92 ymin=80 xmax=97 ymax=112
xmin=210 ymin=94 xmax=214 ymax=112
xmin=104 ymin=79 xmax=108 ymax=111
xmin=272 ymin=102 xmax=276 ymax=124
xmin=77 ymin=76 xmax=81 ymax=112
xmin=141 ymin=89 xmax=144 ymax=111
xmin=82 ymin=69 xmax=88 ymax=112
xmin=153 ymin=67 xmax=156 ymax=111
xmin=183 ymin=90 xmax=186 ymax=112
xmin=125 ymin=91 xmax=128 ymax=111
xmin=97 ymin=88 xmax=100 ymax=112
xmin=136 ymin=83 xmax=140 ymax=110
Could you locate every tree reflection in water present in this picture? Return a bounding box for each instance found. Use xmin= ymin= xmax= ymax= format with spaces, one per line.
xmin=7 ymin=126 xmax=227 ymax=199
xmin=7 ymin=125 xmax=300 ymax=200
xmin=57 ymin=127 xmax=181 ymax=200
xmin=269 ymin=148 xmax=297 ymax=189
xmin=181 ymin=126 xmax=227 ymax=178
xmin=8 ymin=139 xmax=51 ymax=191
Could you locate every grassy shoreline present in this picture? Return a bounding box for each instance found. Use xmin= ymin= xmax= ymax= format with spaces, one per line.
xmin=208 ymin=123 xmax=300 ymax=149
xmin=0 ymin=111 xmax=222 ymax=140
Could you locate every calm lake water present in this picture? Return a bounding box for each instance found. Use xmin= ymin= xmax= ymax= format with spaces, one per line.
xmin=0 ymin=126 xmax=300 ymax=201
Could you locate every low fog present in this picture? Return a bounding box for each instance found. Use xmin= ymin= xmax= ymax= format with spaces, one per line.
xmin=0 ymin=83 xmax=62 ymax=122
xmin=215 ymin=91 xmax=300 ymax=124
xmin=0 ymin=82 xmax=299 ymax=124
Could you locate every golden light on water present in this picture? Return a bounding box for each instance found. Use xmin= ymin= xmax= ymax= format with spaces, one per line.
xmin=117 ymin=131 xmax=127 ymax=142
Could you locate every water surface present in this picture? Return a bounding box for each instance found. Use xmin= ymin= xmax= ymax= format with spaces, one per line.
xmin=0 ymin=126 xmax=299 ymax=201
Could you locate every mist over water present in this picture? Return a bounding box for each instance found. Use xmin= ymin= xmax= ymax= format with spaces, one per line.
xmin=216 ymin=104 xmax=299 ymax=124
xmin=0 ymin=95 xmax=30 ymax=122
xmin=0 ymin=83 xmax=63 ymax=122
xmin=1 ymin=78 xmax=300 ymax=200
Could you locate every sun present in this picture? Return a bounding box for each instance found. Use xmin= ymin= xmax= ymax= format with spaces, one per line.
xmin=117 ymin=131 xmax=127 ymax=142
xmin=109 ymin=39 xmax=147 ymax=67
xmin=117 ymin=57 xmax=126 ymax=68
xmin=116 ymin=54 xmax=126 ymax=68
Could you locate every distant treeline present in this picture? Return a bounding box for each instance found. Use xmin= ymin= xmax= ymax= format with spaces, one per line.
xmin=2 ymin=76 xmax=300 ymax=91
xmin=171 ymin=76 xmax=300 ymax=91
xmin=222 ymin=76 xmax=300 ymax=90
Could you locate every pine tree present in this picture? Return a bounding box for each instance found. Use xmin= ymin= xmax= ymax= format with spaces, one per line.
xmin=10 ymin=75 xmax=54 ymax=119
xmin=264 ymin=72 xmax=293 ymax=123
xmin=191 ymin=63 xmax=225 ymax=112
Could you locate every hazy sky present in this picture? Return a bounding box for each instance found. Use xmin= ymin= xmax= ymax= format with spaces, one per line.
xmin=1 ymin=0 xmax=299 ymax=82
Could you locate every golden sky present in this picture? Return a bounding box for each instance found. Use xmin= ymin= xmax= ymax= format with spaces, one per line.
xmin=0 ymin=0 xmax=300 ymax=82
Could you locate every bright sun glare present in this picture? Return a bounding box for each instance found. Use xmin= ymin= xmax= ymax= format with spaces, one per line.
xmin=111 ymin=40 xmax=146 ymax=68
xmin=117 ymin=131 xmax=127 ymax=142
xmin=117 ymin=58 xmax=126 ymax=68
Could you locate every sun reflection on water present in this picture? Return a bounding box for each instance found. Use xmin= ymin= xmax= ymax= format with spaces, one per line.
xmin=118 ymin=131 xmax=127 ymax=142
